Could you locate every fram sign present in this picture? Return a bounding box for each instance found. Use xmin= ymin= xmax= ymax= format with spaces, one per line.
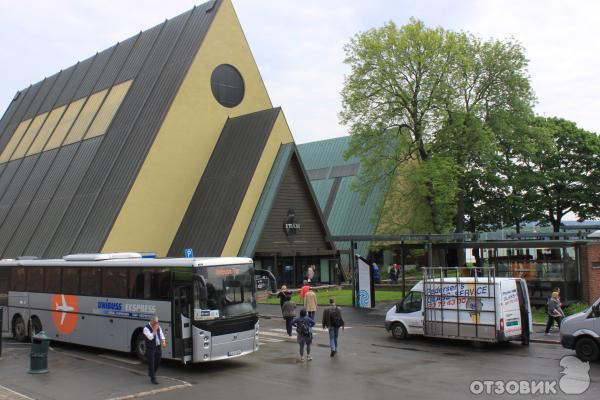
xmin=51 ymin=294 xmax=78 ymax=335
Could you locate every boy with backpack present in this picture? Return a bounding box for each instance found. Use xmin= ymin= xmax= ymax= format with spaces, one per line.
xmin=322 ymin=298 xmax=345 ymax=357
xmin=291 ymin=308 xmax=315 ymax=362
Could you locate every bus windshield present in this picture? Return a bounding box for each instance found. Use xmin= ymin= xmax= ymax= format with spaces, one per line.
xmin=195 ymin=263 xmax=255 ymax=318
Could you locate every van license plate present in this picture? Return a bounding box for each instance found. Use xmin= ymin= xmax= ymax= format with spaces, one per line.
xmin=228 ymin=350 xmax=242 ymax=357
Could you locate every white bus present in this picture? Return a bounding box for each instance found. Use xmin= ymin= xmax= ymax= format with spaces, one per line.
xmin=0 ymin=253 xmax=266 ymax=363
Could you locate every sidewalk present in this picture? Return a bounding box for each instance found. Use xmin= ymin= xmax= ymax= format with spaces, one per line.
xmin=0 ymin=340 xmax=190 ymax=400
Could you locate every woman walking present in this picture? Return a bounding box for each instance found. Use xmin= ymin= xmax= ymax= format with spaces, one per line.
xmin=292 ymin=309 xmax=315 ymax=362
xmin=545 ymin=291 xmax=565 ymax=335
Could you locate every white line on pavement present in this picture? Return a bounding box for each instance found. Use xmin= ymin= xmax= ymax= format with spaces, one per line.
xmin=106 ymin=383 xmax=192 ymax=400
xmin=259 ymin=337 xmax=284 ymax=343
xmin=0 ymin=384 xmax=35 ymax=400
xmin=48 ymin=347 xmax=192 ymax=400
xmin=98 ymin=354 xmax=142 ymax=365
xmin=260 ymin=331 xmax=292 ymax=339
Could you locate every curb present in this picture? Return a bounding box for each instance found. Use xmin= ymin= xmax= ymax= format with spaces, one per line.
xmin=530 ymin=338 xmax=560 ymax=345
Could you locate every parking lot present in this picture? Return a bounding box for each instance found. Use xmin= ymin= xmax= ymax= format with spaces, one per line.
xmin=1 ymin=314 xmax=599 ymax=400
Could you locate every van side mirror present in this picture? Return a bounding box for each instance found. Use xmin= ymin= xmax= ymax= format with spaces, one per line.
xmin=593 ymin=304 xmax=600 ymax=318
xmin=396 ymin=301 xmax=402 ymax=314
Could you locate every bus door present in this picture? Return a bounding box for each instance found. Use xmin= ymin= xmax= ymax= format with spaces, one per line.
xmin=172 ymin=286 xmax=193 ymax=363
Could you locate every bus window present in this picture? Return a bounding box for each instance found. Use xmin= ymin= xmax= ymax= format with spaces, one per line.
xmin=102 ymin=268 xmax=128 ymax=298
xmin=81 ymin=268 xmax=101 ymax=296
xmin=44 ymin=268 xmax=61 ymax=293
xmin=152 ymin=271 xmax=170 ymax=300
xmin=128 ymin=268 xmax=144 ymax=299
xmin=0 ymin=267 xmax=8 ymax=306
xmin=62 ymin=268 xmax=80 ymax=294
xmin=10 ymin=267 xmax=25 ymax=291
xmin=27 ymin=268 xmax=44 ymax=292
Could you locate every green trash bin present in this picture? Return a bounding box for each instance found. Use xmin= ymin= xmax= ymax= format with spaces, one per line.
xmin=29 ymin=331 xmax=50 ymax=374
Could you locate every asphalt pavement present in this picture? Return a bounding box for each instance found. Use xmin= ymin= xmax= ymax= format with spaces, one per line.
xmin=1 ymin=313 xmax=596 ymax=400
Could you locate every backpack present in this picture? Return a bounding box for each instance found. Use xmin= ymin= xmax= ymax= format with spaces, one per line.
xmin=296 ymin=319 xmax=310 ymax=337
xmin=330 ymin=307 xmax=343 ymax=328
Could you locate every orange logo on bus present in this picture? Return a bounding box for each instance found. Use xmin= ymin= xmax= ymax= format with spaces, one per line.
xmin=51 ymin=294 xmax=78 ymax=335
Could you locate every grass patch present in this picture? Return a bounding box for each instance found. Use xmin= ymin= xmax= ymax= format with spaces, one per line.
xmin=532 ymin=302 xmax=589 ymax=324
xmin=259 ymin=288 xmax=403 ymax=307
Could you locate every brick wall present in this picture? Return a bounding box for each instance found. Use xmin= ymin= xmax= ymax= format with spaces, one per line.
xmin=580 ymin=243 xmax=600 ymax=304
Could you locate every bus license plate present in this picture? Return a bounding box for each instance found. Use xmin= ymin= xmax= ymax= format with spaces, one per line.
xmin=228 ymin=350 xmax=242 ymax=357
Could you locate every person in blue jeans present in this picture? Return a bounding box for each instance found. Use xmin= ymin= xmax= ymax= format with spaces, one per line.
xmin=291 ymin=308 xmax=315 ymax=362
xmin=322 ymin=298 xmax=344 ymax=357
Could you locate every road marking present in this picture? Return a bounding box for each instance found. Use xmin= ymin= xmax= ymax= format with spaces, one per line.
xmin=98 ymin=354 xmax=142 ymax=365
xmin=48 ymin=347 xmax=192 ymax=400
xmin=106 ymin=383 xmax=192 ymax=400
xmin=259 ymin=337 xmax=283 ymax=343
xmin=261 ymin=331 xmax=291 ymax=339
xmin=0 ymin=384 xmax=35 ymax=400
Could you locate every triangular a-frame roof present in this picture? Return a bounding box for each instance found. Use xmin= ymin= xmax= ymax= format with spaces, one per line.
xmin=239 ymin=143 xmax=335 ymax=257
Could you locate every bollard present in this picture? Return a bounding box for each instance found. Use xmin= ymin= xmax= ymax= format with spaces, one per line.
xmin=29 ymin=331 xmax=50 ymax=374
xmin=0 ymin=307 xmax=3 ymax=358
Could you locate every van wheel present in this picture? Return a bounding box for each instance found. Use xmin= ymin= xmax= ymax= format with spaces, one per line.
xmin=134 ymin=331 xmax=148 ymax=362
xmin=391 ymin=322 xmax=407 ymax=340
xmin=12 ymin=315 xmax=27 ymax=342
xmin=575 ymin=337 xmax=600 ymax=361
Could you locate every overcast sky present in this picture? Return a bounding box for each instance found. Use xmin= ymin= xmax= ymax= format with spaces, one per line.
xmin=0 ymin=1 xmax=598 ymax=144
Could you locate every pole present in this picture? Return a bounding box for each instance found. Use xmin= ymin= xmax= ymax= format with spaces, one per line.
xmin=350 ymin=240 xmax=356 ymax=307
xmin=427 ymin=241 xmax=433 ymax=269
xmin=401 ymin=241 xmax=406 ymax=298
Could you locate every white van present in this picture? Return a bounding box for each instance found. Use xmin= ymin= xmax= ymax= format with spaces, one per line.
xmin=385 ymin=276 xmax=532 ymax=344
xmin=560 ymin=298 xmax=600 ymax=361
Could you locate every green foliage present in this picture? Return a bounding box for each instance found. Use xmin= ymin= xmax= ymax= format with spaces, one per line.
xmin=564 ymin=302 xmax=590 ymax=316
xmin=521 ymin=117 xmax=600 ymax=231
xmin=340 ymin=18 xmax=538 ymax=234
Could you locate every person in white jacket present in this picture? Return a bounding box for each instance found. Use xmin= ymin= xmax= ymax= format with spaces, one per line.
xmin=143 ymin=316 xmax=167 ymax=384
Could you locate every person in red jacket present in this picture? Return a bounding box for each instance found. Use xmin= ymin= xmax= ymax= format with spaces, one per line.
xmin=299 ymin=280 xmax=310 ymax=300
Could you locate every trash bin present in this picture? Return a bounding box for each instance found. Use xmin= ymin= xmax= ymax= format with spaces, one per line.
xmin=29 ymin=331 xmax=50 ymax=374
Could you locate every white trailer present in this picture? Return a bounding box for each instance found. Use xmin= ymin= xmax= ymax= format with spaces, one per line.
xmin=385 ymin=268 xmax=532 ymax=344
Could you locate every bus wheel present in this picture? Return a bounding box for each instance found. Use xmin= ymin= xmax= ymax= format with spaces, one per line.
xmin=391 ymin=322 xmax=407 ymax=340
xmin=134 ymin=331 xmax=148 ymax=362
xmin=30 ymin=317 xmax=43 ymax=336
xmin=12 ymin=315 xmax=27 ymax=342
xmin=575 ymin=337 xmax=600 ymax=362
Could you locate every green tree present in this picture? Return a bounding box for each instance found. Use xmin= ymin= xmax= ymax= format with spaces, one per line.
xmin=341 ymin=19 xmax=534 ymax=235
xmin=340 ymin=19 xmax=456 ymax=233
xmin=439 ymin=32 xmax=534 ymax=233
xmin=524 ymin=117 xmax=600 ymax=231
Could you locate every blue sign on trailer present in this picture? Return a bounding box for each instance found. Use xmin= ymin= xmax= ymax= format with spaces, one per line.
xmin=184 ymin=248 xmax=194 ymax=258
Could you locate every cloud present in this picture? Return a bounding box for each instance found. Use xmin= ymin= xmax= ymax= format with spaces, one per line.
xmin=0 ymin=0 xmax=598 ymax=145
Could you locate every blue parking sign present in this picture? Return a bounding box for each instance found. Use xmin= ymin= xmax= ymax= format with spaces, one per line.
xmin=184 ymin=248 xmax=194 ymax=258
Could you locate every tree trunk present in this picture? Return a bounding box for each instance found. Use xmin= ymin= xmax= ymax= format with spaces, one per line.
xmin=515 ymin=220 xmax=521 ymax=234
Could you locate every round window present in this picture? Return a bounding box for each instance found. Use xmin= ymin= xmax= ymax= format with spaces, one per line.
xmin=210 ymin=64 xmax=245 ymax=108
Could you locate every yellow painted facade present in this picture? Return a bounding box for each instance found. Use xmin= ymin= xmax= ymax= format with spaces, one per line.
xmin=0 ymin=80 xmax=132 ymax=163
xmin=0 ymin=120 xmax=30 ymax=163
xmin=102 ymin=0 xmax=279 ymax=255
xmin=220 ymin=111 xmax=293 ymax=256
xmin=12 ymin=112 xmax=47 ymax=159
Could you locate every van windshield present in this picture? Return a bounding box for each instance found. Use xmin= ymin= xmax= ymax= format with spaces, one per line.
xmin=400 ymin=291 xmax=422 ymax=313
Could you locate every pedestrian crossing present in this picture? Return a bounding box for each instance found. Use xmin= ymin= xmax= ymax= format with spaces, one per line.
xmin=258 ymin=326 xmax=351 ymax=346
